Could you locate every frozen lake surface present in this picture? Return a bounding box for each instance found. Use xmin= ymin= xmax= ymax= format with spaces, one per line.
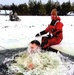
xmin=0 ymin=16 xmax=74 ymax=55
xmin=0 ymin=15 xmax=74 ymax=75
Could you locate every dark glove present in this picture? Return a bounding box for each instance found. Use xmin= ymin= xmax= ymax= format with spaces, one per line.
xmin=35 ymin=33 xmax=40 ymax=37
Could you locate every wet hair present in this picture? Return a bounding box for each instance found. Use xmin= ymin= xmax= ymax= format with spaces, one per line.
xmin=30 ymin=40 xmax=40 ymax=46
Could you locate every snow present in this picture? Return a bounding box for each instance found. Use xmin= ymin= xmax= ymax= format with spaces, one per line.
xmin=0 ymin=15 xmax=74 ymax=55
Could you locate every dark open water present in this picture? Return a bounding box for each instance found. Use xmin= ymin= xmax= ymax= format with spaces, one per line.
xmin=0 ymin=48 xmax=27 ymax=64
xmin=0 ymin=48 xmax=27 ymax=75
xmin=0 ymin=47 xmax=74 ymax=75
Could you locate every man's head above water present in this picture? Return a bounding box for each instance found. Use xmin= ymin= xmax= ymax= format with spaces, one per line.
xmin=27 ymin=40 xmax=41 ymax=54
xmin=30 ymin=40 xmax=40 ymax=47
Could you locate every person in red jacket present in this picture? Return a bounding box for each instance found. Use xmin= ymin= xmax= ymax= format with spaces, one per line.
xmin=35 ymin=9 xmax=63 ymax=50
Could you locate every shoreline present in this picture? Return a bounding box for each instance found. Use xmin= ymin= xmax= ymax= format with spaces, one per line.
xmin=0 ymin=47 xmax=74 ymax=64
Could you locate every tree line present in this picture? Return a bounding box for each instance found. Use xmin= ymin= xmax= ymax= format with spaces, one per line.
xmin=0 ymin=0 xmax=74 ymax=15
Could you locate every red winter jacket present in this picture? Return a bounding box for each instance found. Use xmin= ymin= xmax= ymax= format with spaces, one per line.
xmin=45 ymin=16 xmax=63 ymax=46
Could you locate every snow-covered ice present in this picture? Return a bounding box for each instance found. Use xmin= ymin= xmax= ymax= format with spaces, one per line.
xmin=0 ymin=15 xmax=74 ymax=56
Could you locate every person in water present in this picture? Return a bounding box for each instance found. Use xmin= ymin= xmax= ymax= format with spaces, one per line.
xmin=27 ymin=40 xmax=41 ymax=54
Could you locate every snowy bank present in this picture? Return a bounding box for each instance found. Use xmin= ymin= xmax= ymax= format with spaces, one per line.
xmin=0 ymin=15 xmax=74 ymax=56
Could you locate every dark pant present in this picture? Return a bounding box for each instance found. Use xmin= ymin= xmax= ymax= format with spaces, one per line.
xmin=41 ymin=35 xmax=51 ymax=50
xmin=41 ymin=35 xmax=58 ymax=53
